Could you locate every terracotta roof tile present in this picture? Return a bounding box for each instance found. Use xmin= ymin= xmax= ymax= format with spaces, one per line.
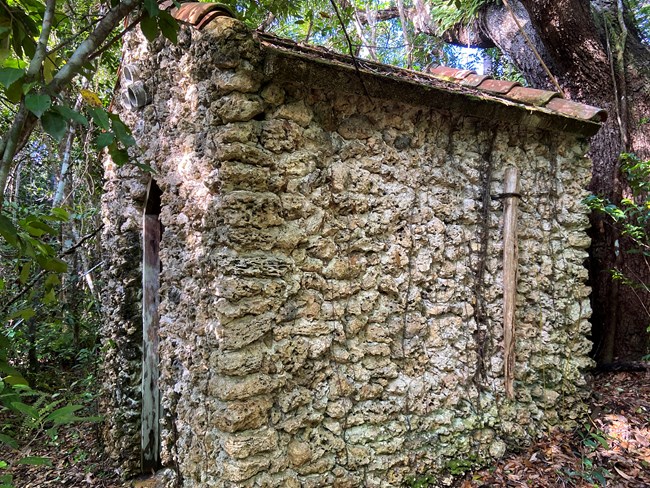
xmin=428 ymin=66 xmax=474 ymax=82
xmin=545 ymin=97 xmax=607 ymax=122
xmin=429 ymin=65 xmax=606 ymax=123
xmin=503 ymin=86 xmax=559 ymax=107
xmin=169 ymin=2 xmax=235 ymax=30
xmin=476 ymin=78 xmax=521 ymax=95
xmin=460 ymin=73 xmax=490 ymax=88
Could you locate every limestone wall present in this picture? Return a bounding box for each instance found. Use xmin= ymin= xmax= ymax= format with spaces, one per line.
xmin=101 ymin=17 xmax=594 ymax=486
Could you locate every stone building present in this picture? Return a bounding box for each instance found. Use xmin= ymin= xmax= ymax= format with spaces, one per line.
xmin=101 ymin=4 xmax=605 ymax=486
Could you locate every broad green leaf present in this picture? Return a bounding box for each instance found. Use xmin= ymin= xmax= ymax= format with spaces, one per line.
xmin=144 ymin=0 xmax=160 ymax=17
xmin=17 ymin=456 xmax=52 ymax=466
xmin=158 ymin=11 xmax=179 ymax=44
xmin=5 ymin=79 xmax=22 ymax=103
xmin=3 ymin=58 xmax=28 ymax=69
xmin=42 ymin=287 xmax=56 ymax=305
xmin=0 ymin=433 xmax=17 ymax=449
xmin=22 ymin=218 xmax=57 ymax=237
xmin=44 ymin=274 xmax=60 ymax=288
xmin=110 ymin=116 xmax=136 ymax=147
xmin=0 ymin=214 xmax=18 ymax=248
xmin=18 ymin=262 xmax=31 ymax=284
xmin=0 ymin=67 xmax=23 ymax=88
xmin=133 ymin=162 xmax=155 ymax=173
xmin=140 ymin=15 xmax=158 ymax=42
xmin=7 ymin=307 xmax=35 ymax=320
xmin=43 ymin=56 xmax=56 ymax=83
xmin=25 ymin=93 xmax=51 ymax=117
xmin=50 ymin=207 xmax=70 ymax=221
xmin=96 ymin=131 xmax=115 ymax=149
xmin=21 ymin=81 xmax=37 ymax=94
xmin=3 ymin=375 xmax=27 ymax=386
xmin=54 ymin=105 xmax=88 ymax=127
xmin=44 ymin=404 xmax=83 ymax=423
xmin=108 ymin=142 xmax=129 ymax=166
xmin=41 ymin=110 xmax=68 ymax=142
xmin=39 ymin=257 xmax=67 ymax=273
xmin=87 ymin=106 xmax=109 ymax=130
xmin=10 ymin=401 xmax=38 ymax=419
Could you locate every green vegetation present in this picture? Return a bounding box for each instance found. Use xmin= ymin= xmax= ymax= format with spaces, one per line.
xmin=585 ymin=153 xmax=650 ymax=352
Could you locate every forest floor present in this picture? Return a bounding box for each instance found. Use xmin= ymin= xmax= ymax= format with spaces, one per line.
xmin=6 ymin=370 xmax=650 ymax=487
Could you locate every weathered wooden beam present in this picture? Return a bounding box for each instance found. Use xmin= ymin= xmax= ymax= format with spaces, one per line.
xmin=502 ymin=166 xmax=520 ymax=400
xmin=142 ymin=211 xmax=161 ymax=470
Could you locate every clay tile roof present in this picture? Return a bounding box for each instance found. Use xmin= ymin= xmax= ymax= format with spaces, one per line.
xmin=166 ymin=4 xmax=607 ymax=128
xmin=429 ymin=65 xmax=606 ymax=122
xmin=168 ymin=2 xmax=235 ymax=30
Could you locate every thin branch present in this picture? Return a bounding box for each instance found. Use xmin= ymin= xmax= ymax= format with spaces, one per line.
xmin=352 ymin=7 xmax=377 ymax=60
xmin=501 ymin=0 xmax=563 ymax=94
xmin=396 ymin=0 xmax=413 ymax=69
xmin=328 ymin=0 xmax=372 ymax=98
xmin=26 ymin=0 xmax=57 ymax=79
xmin=89 ymin=12 xmax=145 ymax=62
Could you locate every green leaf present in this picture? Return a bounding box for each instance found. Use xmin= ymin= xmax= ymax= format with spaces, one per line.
xmin=7 ymin=307 xmax=35 ymax=320
xmin=0 ymin=214 xmax=19 ymax=248
xmin=17 ymin=456 xmax=52 ymax=466
xmin=18 ymin=262 xmax=31 ymax=284
xmin=86 ymin=106 xmax=110 ymax=130
xmin=44 ymin=404 xmax=83 ymax=424
xmin=40 ymin=257 xmax=67 ymax=273
xmin=0 ymin=433 xmax=17 ymax=449
xmin=96 ymin=131 xmax=114 ymax=149
xmin=0 ymin=67 xmax=24 ymax=88
xmin=140 ymin=15 xmax=158 ymax=42
xmin=158 ymin=11 xmax=179 ymax=44
xmin=22 ymin=218 xmax=57 ymax=237
xmin=144 ymin=0 xmax=160 ymax=17
xmin=24 ymin=93 xmax=51 ymax=117
xmin=42 ymin=287 xmax=56 ymax=305
xmin=54 ymin=105 xmax=88 ymax=127
xmin=5 ymin=78 xmax=22 ymax=103
xmin=11 ymin=401 xmax=38 ymax=419
xmin=108 ymin=142 xmax=129 ymax=166
xmin=133 ymin=162 xmax=155 ymax=173
xmin=21 ymin=81 xmax=37 ymax=94
xmin=44 ymin=273 xmax=60 ymax=288
xmin=110 ymin=115 xmax=136 ymax=147
xmin=50 ymin=207 xmax=70 ymax=221
xmin=41 ymin=110 xmax=68 ymax=142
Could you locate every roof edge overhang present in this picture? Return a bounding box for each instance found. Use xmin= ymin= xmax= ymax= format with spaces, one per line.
xmin=262 ymin=46 xmax=602 ymax=138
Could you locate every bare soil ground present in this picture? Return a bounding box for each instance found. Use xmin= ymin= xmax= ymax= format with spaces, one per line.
xmin=7 ymin=371 xmax=650 ymax=487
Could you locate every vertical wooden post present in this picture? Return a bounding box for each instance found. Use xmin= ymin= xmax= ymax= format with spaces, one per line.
xmin=142 ymin=182 xmax=161 ymax=471
xmin=502 ymin=166 xmax=520 ymax=400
